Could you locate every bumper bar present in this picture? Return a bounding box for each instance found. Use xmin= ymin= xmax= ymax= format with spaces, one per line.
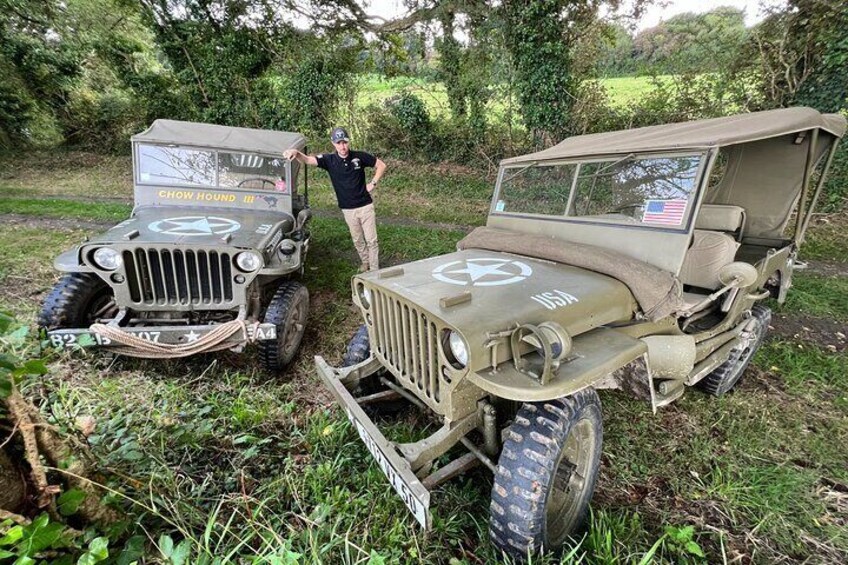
xmin=314 ymin=355 xmax=432 ymax=529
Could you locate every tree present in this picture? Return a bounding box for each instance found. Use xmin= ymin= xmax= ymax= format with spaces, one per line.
xmin=634 ymin=7 xmax=747 ymax=73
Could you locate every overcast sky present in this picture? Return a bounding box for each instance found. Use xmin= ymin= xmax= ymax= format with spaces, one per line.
xmin=359 ymin=0 xmax=788 ymax=31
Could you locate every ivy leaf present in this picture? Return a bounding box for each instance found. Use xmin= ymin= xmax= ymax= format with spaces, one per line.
xmin=116 ymin=535 xmax=145 ymax=565
xmin=77 ymin=334 xmax=96 ymax=347
xmin=0 ymin=354 xmax=18 ymax=371
xmin=6 ymin=325 xmax=29 ymax=345
xmin=158 ymin=534 xmax=174 ymax=558
xmin=25 ymin=522 xmax=65 ymax=553
xmin=0 ymin=525 xmax=24 ymax=546
xmin=170 ymin=540 xmax=191 ymax=565
xmin=366 ymin=550 xmax=387 ymax=565
xmin=88 ymin=537 xmax=109 ymax=559
xmin=0 ymin=311 xmax=15 ymax=333
xmin=57 ymin=488 xmax=87 ymax=516
xmin=685 ymin=540 xmax=706 ymax=557
xmin=22 ymin=359 xmax=48 ymax=375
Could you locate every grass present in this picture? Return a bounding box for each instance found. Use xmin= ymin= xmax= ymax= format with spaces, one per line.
xmin=802 ymin=210 xmax=848 ymax=262
xmin=778 ymin=272 xmax=848 ymax=321
xmin=1 ymin=157 xmax=847 ymax=561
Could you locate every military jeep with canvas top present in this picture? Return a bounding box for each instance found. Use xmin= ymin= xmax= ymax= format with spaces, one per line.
xmin=314 ymin=107 xmax=846 ymax=558
xmin=41 ymin=120 xmax=314 ymax=372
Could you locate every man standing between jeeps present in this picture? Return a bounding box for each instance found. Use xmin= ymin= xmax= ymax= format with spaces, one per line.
xmin=284 ymin=127 xmax=386 ymax=272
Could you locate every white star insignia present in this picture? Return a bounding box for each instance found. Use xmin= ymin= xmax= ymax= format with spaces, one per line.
xmin=185 ymin=330 xmax=201 ymax=343
xmin=445 ymin=261 xmax=511 ymax=282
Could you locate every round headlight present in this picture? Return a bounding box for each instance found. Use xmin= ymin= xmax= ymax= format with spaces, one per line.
xmin=92 ymin=247 xmax=122 ymax=270
xmin=235 ymin=251 xmax=262 ymax=272
xmin=356 ymin=283 xmax=371 ymax=308
xmin=447 ymin=331 xmax=469 ymax=368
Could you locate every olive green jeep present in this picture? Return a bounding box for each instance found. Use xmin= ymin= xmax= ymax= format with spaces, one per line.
xmin=314 ymin=107 xmax=845 ymax=558
xmin=41 ymin=120 xmax=313 ymax=372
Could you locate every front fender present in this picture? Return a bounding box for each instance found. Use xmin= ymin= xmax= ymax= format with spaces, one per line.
xmin=467 ymin=327 xmax=647 ymax=402
xmin=53 ymin=248 xmax=93 ymax=273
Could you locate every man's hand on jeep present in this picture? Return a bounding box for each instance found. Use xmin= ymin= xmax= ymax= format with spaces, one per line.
xmin=283 ymin=149 xmax=298 ymax=161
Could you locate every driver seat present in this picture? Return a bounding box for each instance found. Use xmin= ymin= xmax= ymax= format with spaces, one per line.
xmin=679 ymin=205 xmax=746 ymax=310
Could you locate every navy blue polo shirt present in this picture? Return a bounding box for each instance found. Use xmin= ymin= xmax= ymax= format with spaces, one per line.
xmin=316 ymin=150 xmax=378 ymax=209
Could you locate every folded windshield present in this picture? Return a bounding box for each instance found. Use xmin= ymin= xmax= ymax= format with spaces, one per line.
xmin=136 ymin=144 xmax=288 ymax=191
xmin=496 ymin=154 xmax=704 ymax=229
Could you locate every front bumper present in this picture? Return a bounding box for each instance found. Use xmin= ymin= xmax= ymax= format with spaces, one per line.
xmin=314 ymin=355 xmax=432 ymax=529
xmin=46 ymin=323 xmax=277 ymax=350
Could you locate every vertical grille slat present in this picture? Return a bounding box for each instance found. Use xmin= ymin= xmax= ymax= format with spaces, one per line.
xmin=122 ymin=247 xmax=234 ymax=308
xmin=428 ymin=321 xmax=439 ymax=401
xmin=416 ymin=312 xmax=427 ymax=397
xmin=377 ymin=292 xmax=389 ymax=356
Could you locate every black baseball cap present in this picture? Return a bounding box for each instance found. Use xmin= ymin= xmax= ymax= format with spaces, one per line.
xmin=330 ymin=127 xmax=350 ymax=143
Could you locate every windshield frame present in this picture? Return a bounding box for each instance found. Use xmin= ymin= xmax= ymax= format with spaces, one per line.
xmin=491 ymin=150 xmax=710 ymax=234
xmin=132 ymin=142 xmax=292 ymax=192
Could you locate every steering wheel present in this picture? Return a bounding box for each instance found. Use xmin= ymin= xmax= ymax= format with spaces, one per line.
xmin=237 ymin=177 xmax=277 ymax=189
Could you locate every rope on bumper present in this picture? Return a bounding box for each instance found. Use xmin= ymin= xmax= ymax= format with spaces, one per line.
xmin=88 ymin=320 xmax=262 ymax=359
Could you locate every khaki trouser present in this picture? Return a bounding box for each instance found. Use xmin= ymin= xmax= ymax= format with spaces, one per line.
xmin=342 ymin=203 xmax=379 ymax=270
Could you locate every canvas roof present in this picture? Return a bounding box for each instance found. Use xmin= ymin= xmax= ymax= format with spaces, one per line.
xmin=132 ymin=119 xmax=306 ymax=155
xmin=502 ymin=107 xmax=846 ymax=165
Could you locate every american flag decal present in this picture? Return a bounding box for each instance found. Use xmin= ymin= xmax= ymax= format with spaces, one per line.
xmin=641 ymin=199 xmax=688 ymax=225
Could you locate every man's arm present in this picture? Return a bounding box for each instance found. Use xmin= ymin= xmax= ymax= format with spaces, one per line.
xmin=283 ymin=149 xmax=318 ymax=166
xmin=367 ymin=158 xmax=387 ymax=192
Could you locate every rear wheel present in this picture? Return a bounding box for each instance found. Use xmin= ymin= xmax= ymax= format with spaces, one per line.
xmin=258 ymin=281 xmax=309 ymax=372
xmin=490 ymin=388 xmax=603 ymax=559
xmin=697 ymin=304 xmax=771 ymax=396
xmin=39 ymin=273 xmax=116 ymax=330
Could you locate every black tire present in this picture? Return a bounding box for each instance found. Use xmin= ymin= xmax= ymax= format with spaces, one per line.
xmin=39 ymin=273 xmax=116 ymax=330
xmin=342 ymin=324 xmax=370 ymax=367
xmin=258 ymin=281 xmax=309 ymax=373
xmin=697 ymin=304 xmax=771 ymax=396
xmin=490 ymin=388 xmax=603 ymax=559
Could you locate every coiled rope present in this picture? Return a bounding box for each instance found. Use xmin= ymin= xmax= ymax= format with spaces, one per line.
xmin=89 ymin=320 xmax=262 ymax=359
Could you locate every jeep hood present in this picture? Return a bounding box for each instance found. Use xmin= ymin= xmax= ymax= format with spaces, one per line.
xmin=87 ymin=206 xmax=295 ymax=249
xmin=358 ymin=248 xmax=637 ymax=353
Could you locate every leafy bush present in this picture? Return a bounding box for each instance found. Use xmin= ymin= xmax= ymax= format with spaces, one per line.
xmin=362 ymin=93 xmax=435 ymax=159
xmin=61 ymin=86 xmax=145 ymax=151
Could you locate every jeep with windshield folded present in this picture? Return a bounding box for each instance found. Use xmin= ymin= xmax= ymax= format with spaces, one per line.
xmin=41 ymin=120 xmax=313 ymax=372
xmin=314 ymin=108 xmax=846 ymax=558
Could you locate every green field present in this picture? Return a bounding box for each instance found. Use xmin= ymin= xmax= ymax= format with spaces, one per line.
xmin=1 ymin=151 xmax=846 ymax=563
xmin=355 ymin=73 xmax=671 ymax=120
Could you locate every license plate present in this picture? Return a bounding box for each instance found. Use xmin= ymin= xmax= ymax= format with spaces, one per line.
xmin=47 ymin=324 xmax=277 ymax=349
xmin=343 ymin=406 xmax=430 ymax=528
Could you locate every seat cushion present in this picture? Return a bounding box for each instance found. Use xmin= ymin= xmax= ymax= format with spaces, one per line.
xmin=695 ymin=204 xmax=745 ymax=233
xmin=680 ymin=230 xmax=740 ymax=290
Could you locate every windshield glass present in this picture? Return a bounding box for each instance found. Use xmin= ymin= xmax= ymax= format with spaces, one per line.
xmin=136 ymin=144 xmax=288 ymax=191
xmin=496 ymin=154 xmax=703 ymax=229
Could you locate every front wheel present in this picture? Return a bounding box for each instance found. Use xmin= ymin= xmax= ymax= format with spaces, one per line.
xmin=697 ymin=304 xmax=771 ymax=396
xmin=258 ymin=281 xmax=309 ymax=373
xmin=39 ymin=273 xmax=116 ymax=330
xmin=490 ymin=388 xmax=603 ymax=559
xmin=342 ymin=324 xmax=370 ymax=367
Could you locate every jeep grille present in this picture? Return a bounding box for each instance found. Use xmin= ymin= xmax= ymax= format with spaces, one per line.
xmin=122 ymin=248 xmax=234 ymax=306
xmin=370 ymin=288 xmax=445 ymax=408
